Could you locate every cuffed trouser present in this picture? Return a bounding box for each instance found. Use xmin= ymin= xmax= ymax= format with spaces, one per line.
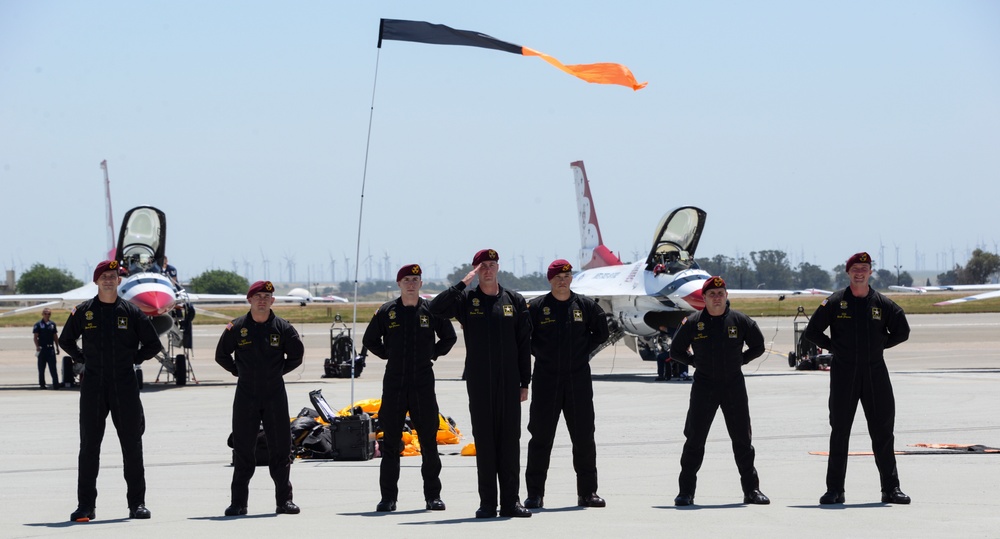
xmin=678 ymin=377 xmax=759 ymax=495
xmin=526 ymin=372 xmax=598 ymax=497
xmin=38 ymin=347 xmax=58 ymax=387
xmin=78 ymin=384 xmax=146 ymax=509
xmin=230 ymin=390 xmax=293 ymax=507
xmin=826 ymin=362 xmax=899 ymax=492
xmin=468 ymin=383 xmax=521 ymax=511
xmin=379 ymin=380 xmax=442 ymax=501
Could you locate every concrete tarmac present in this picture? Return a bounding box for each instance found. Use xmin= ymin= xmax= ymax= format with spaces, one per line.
xmin=1 ymin=313 xmax=998 ymax=538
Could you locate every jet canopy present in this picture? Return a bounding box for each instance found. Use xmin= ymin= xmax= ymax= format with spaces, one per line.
xmin=645 ymin=206 xmax=706 ymax=274
xmin=115 ymin=206 xmax=167 ymax=274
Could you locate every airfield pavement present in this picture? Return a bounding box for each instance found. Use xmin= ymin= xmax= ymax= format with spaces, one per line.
xmin=0 ymin=312 xmax=998 ymax=538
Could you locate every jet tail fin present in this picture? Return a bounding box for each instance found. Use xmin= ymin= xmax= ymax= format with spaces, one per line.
xmin=101 ymin=160 xmax=116 ymax=261
xmin=571 ymin=161 xmax=623 ymax=269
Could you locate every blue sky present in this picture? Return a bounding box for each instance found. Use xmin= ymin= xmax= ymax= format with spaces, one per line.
xmin=2 ymin=1 xmax=998 ymax=285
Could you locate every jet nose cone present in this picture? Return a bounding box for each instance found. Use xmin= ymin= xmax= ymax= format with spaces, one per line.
xmin=133 ymin=290 xmax=175 ymax=315
xmin=683 ymin=290 xmax=705 ymax=311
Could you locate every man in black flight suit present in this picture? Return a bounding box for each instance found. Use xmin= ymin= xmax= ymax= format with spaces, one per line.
xmin=669 ymin=276 xmax=769 ymax=507
xmin=524 ymin=259 xmax=609 ymax=510
xmin=805 ymin=252 xmax=911 ymax=506
xmin=59 ymin=259 xmax=162 ymax=522
xmin=430 ymin=248 xmax=533 ymax=519
xmin=363 ymin=263 xmax=457 ymax=513
xmin=216 ymin=280 xmax=305 ymax=517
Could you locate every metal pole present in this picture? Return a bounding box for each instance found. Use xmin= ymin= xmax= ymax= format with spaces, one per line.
xmin=349 ymin=47 xmax=383 ymax=410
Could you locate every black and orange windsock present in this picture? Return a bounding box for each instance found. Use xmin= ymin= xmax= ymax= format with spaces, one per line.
xmin=378 ymin=19 xmax=647 ymax=91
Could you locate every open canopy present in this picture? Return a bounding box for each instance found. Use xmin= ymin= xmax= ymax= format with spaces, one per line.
xmin=115 ymin=206 xmax=167 ymax=274
xmin=645 ymin=206 xmax=706 ymax=273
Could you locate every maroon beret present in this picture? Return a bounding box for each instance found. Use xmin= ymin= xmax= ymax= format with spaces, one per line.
xmin=701 ymin=276 xmax=727 ymax=294
xmin=547 ymin=259 xmax=573 ymax=280
xmin=92 ymin=259 xmax=121 ymax=283
xmin=247 ymin=280 xmax=275 ymax=298
xmin=472 ymin=248 xmax=499 ymax=266
xmin=397 ymin=263 xmax=422 ymax=282
xmin=845 ymin=252 xmax=873 ymax=272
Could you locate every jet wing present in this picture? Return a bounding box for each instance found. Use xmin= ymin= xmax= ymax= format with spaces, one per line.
xmin=889 ymin=284 xmax=1000 ymax=305
xmin=182 ymin=292 xmax=251 ymax=304
xmin=931 ymin=289 xmax=1000 ymax=305
xmin=727 ymin=288 xmax=832 ymax=298
xmin=183 ymin=290 xmax=349 ymax=306
xmin=0 ymin=283 xmax=100 ymax=317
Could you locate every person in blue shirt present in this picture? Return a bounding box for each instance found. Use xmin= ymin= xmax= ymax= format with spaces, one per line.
xmin=33 ymin=308 xmax=60 ymax=389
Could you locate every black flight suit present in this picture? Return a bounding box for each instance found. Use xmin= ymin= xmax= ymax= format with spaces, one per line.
xmin=670 ymin=303 xmax=765 ymax=496
xmin=216 ymin=311 xmax=304 ymax=508
xmin=804 ymin=286 xmax=909 ymax=493
xmin=430 ymin=282 xmax=531 ymax=513
xmin=362 ymin=297 xmax=457 ymax=503
xmin=59 ymin=296 xmax=162 ymax=511
xmin=525 ymin=292 xmax=609 ymax=499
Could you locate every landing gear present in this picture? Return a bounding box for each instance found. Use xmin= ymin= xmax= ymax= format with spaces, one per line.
xmin=154 ymin=325 xmax=197 ymax=386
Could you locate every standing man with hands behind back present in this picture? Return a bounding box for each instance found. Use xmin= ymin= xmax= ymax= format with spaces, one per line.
xmin=805 ymin=252 xmax=911 ymax=506
xmin=524 ymin=259 xmax=609 ymax=510
xmin=59 ymin=259 xmax=162 ymax=522
xmin=216 ymin=280 xmax=305 ymax=517
xmin=669 ymin=276 xmax=769 ymax=507
xmin=363 ymin=263 xmax=457 ymax=513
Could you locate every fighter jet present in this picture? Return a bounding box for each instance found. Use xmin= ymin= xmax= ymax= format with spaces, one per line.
xmin=566 ymin=161 xmax=829 ymax=360
xmin=0 ymin=163 xmax=343 ymax=385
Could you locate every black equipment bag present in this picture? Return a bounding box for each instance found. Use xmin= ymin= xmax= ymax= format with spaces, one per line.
xmin=227 ymin=425 xmax=269 ymax=466
xmin=308 ymin=389 xmax=375 ymax=461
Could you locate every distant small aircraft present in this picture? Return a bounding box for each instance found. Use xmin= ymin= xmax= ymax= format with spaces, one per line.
xmin=889 ymin=284 xmax=1000 ymax=305
xmin=565 ymin=161 xmax=829 ymax=360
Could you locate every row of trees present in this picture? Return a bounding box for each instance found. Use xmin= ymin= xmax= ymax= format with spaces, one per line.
xmin=936 ymin=249 xmax=1000 ymax=286
xmin=699 ymin=248 xmax=1000 ymax=291
xmin=697 ymin=250 xmax=925 ymax=290
xmin=695 ymin=251 xmax=841 ymax=290
xmin=12 ymin=264 xmax=83 ymax=294
xmin=444 ymin=264 xmax=550 ymax=291
xmin=9 ymin=249 xmax=1000 ymax=295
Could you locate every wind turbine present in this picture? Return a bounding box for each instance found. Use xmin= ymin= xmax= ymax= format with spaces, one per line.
xmin=283 ymin=253 xmax=296 ymax=284
xmin=259 ymin=248 xmax=270 ymax=281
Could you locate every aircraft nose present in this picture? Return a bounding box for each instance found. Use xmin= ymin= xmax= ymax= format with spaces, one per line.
xmin=683 ymin=290 xmax=705 ymax=311
xmin=132 ymin=290 xmax=175 ymax=315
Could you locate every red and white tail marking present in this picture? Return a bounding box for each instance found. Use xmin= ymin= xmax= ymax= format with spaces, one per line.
xmin=571 ymin=161 xmax=623 ymax=270
xmin=101 ymin=160 xmax=116 ymax=261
